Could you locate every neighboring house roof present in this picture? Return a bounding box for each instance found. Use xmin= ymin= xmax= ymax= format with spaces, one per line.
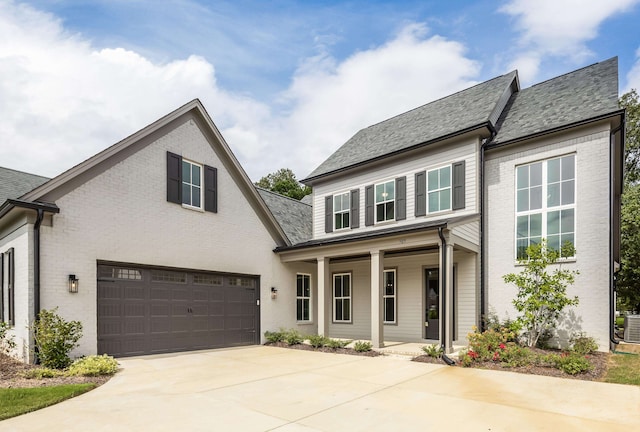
xmin=300 ymin=194 xmax=313 ymax=205
xmin=491 ymin=57 xmax=620 ymax=146
xmin=257 ymin=188 xmax=313 ymax=245
xmin=304 ymin=70 xmax=519 ymax=182
xmin=0 ymin=166 xmax=49 ymax=205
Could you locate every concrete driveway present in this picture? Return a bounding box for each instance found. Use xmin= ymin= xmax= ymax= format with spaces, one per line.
xmin=3 ymin=346 xmax=639 ymax=431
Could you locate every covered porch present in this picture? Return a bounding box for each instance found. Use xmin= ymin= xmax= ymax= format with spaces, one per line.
xmin=277 ymin=217 xmax=480 ymax=353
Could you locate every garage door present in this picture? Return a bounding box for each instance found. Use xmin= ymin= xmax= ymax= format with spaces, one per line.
xmin=97 ymin=263 xmax=259 ymax=357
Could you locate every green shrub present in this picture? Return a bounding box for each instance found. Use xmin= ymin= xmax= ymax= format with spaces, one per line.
xmin=325 ymin=338 xmax=350 ymax=349
xmin=458 ymin=351 xmax=474 ymax=367
xmin=499 ymin=344 xmax=533 ymax=367
xmin=421 ymin=344 xmax=443 ymax=358
xmin=283 ymin=329 xmax=303 ymax=345
xmin=548 ymin=352 xmax=593 ymax=375
xmin=68 ymin=355 xmax=119 ymax=376
xmin=467 ymin=328 xmax=512 ymax=361
xmin=20 ymin=367 xmax=64 ymax=379
xmin=307 ymin=334 xmax=329 ymax=348
xmin=570 ymin=334 xmax=598 ymax=355
xmin=0 ymin=322 xmax=16 ymax=355
xmin=264 ymin=330 xmax=285 ymax=343
xmin=33 ymin=308 xmax=83 ymax=369
xmin=353 ymin=341 xmax=372 ymax=352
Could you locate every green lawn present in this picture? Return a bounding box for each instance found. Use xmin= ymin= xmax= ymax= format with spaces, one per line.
xmin=0 ymin=383 xmax=95 ymax=420
xmin=616 ymin=316 xmax=625 ymax=328
xmin=603 ymin=353 xmax=640 ymax=386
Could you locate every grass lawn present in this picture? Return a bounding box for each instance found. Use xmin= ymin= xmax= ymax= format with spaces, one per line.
xmin=0 ymin=383 xmax=96 ymax=420
xmin=616 ymin=316 xmax=625 ymax=328
xmin=603 ymin=353 xmax=640 ymax=386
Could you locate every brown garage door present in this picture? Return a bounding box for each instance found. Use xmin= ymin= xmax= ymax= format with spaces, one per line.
xmin=97 ymin=263 xmax=259 ymax=357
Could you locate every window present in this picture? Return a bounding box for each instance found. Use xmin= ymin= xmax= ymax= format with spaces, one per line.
xmin=182 ymin=159 xmax=202 ymax=208
xmin=296 ymin=274 xmax=311 ymax=322
xmin=383 ymin=269 xmax=396 ymax=324
xmin=375 ymin=181 xmax=395 ymax=222
xmin=334 ymin=193 xmax=350 ymax=230
xmin=516 ymin=155 xmax=575 ymax=259
xmin=193 ymin=274 xmax=222 ymax=285
xmin=151 ymin=270 xmax=186 ymax=283
xmin=333 ymin=273 xmax=351 ymax=322
xmin=427 ymin=166 xmax=451 ymax=213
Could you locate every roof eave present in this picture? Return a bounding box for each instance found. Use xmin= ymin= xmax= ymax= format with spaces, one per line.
xmin=0 ymin=199 xmax=60 ymax=220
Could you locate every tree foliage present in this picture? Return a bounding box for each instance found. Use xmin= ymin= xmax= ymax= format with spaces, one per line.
xmin=255 ymin=168 xmax=311 ymax=200
xmin=618 ymin=90 xmax=640 ymax=311
xmin=503 ymin=240 xmax=579 ymax=348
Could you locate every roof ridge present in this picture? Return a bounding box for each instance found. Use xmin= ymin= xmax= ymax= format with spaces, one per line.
xmin=0 ymin=165 xmax=50 ymax=180
xmin=527 ymin=56 xmax=617 ymax=89
xmin=255 ymin=186 xmax=312 ymax=207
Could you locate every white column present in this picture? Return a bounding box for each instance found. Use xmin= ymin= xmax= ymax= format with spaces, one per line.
xmin=445 ymin=243 xmax=454 ymax=353
xmin=370 ymin=250 xmax=384 ymax=348
xmin=317 ymin=257 xmax=329 ymax=336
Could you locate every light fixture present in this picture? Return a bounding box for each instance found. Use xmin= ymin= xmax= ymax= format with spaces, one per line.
xmin=68 ymin=274 xmax=79 ymax=293
xmin=271 ymin=287 xmax=278 ymax=299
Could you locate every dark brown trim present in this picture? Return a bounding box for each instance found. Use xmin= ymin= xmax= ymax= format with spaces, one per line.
xmin=96 ymin=260 xmax=261 ymax=279
xmin=0 ymin=252 xmax=3 ymax=322
xmin=0 ymin=199 xmax=59 ymax=220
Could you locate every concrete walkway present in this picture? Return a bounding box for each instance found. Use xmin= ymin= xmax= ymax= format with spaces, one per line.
xmin=3 ymin=346 xmax=639 ymax=431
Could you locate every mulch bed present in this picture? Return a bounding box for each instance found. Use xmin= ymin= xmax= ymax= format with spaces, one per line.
xmin=413 ymin=348 xmax=609 ymax=381
xmin=265 ymin=342 xmax=382 ymax=357
xmin=0 ymin=353 xmax=111 ymax=389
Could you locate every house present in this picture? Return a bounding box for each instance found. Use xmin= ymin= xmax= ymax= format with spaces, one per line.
xmin=0 ymin=57 xmax=622 ymax=362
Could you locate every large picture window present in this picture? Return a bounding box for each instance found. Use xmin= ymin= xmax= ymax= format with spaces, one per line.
xmin=333 ymin=273 xmax=351 ymax=322
xmin=383 ymin=269 xmax=396 ymax=324
xmin=296 ymin=274 xmax=311 ymax=322
xmin=375 ymin=181 xmax=395 ymax=222
xmin=516 ymin=155 xmax=575 ymax=259
xmin=333 ymin=193 xmax=350 ymax=230
xmin=427 ymin=166 xmax=451 ymax=213
xmin=182 ymin=159 xmax=202 ymax=209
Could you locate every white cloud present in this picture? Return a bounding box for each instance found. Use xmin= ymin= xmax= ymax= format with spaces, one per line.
xmin=500 ymin=0 xmax=639 ymax=83
xmin=625 ymin=47 xmax=640 ymax=92
xmin=0 ymin=1 xmax=480 ymax=183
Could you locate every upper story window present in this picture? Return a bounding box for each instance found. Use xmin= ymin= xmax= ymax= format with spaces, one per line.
xmin=182 ymin=159 xmax=202 ymax=209
xmin=334 ymin=193 xmax=350 ymax=230
xmin=427 ymin=166 xmax=451 ymax=213
xmin=515 ymin=154 xmax=575 ymax=259
xmin=375 ymin=180 xmax=395 ymax=222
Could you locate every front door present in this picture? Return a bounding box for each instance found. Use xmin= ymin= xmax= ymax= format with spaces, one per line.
xmin=424 ymin=268 xmax=439 ymax=340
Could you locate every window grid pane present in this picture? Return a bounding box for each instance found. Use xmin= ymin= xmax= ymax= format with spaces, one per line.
xmin=427 ymin=167 xmax=452 ymax=213
xmin=296 ymin=274 xmax=311 ymax=322
xmin=383 ymin=270 xmax=396 ymax=324
xmin=375 ymin=181 xmax=395 ymax=222
xmin=333 ymin=274 xmax=351 ymax=322
xmin=181 ymin=160 xmax=203 ymax=208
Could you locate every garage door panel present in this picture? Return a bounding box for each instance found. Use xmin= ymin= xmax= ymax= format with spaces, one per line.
xmin=98 ymin=264 xmax=258 ymax=357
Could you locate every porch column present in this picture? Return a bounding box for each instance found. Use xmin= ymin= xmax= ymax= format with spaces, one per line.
xmin=370 ymin=250 xmax=384 ymax=348
xmin=444 ymin=243 xmax=454 ymax=353
xmin=317 ymin=257 xmax=329 ymax=336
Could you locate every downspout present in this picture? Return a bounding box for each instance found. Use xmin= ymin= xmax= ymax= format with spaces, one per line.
xmin=438 ymin=227 xmax=455 ymax=365
xmin=33 ymin=208 xmax=44 ymax=364
xmin=479 ymin=132 xmax=495 ymax=331
xmin=610 ymin=120 xmax=624 ymax=347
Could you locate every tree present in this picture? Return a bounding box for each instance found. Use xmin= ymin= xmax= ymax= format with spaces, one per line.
xmin=618 ymin=90 xmax=640 ymax=311
xmin=255 ymin=168 xmax=311 ymax=200
xmin=503 ymin=240 xmax=579 ymax=348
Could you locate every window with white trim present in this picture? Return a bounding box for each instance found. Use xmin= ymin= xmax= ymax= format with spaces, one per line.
xmin=296 ymin=274 xmax=311 ymax=322
xmin=516 ymin=154 xmax=575 ymax=259
xmin=333 ymin=193 xmax=350 ymax=230
xmin=383 ymin=269 xmax=396 ymax=324
xmin=181 ymin=159 xmax=202 ymax=208
xmin=333 ymin=273 xmax=351 ymax=322
xmin=427 ymin=165 xmax=451 ymax=213
xmin=375 ymin=181 xmax=395 ymax=222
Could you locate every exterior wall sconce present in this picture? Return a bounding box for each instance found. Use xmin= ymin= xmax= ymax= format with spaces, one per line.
xmin=271 ymin=287 xmax=277 ymax=299
xmin=68 ymin=274 xmax=79 ymax=293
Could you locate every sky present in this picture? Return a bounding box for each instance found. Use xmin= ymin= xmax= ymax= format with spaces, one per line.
xmin=2 ymin=0 xmax=640 ymax=182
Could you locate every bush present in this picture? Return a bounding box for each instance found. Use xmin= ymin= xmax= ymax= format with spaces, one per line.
xmin=68 ymin=355 xmax=119 ymax=376
xmin=325 ymin=338 xmax=350 ymax=349
xmin=33 ymin=308 xmax=83 ymax=369
xmin=20 ymin=367 xmax=64 ymax=379
xmin=570 ymin=334 xmax=598 ymax=355
xmin=458 ymin=351 xmax=474 ymax=367
xmin=353 ymin=341 xmax=372 ymax=352
xmin=264 ymin=330 xmax=285 ymax=343
xmin=467 ymin=327 xmax=512 ymax=361
xmin=307 ymin=334 xmax=329 ymax=348
xmin=499 ymin=344 xmax=533 ymax=367
xmin=283 ymin=329 xmax=303 ymax=345
xmin=421 ymin=344 xmax=443 ymax=358
xmin=0 ymin=322 xmax=16 ymax=355
xmin=548 ymin=352 xmax=593 ymax=375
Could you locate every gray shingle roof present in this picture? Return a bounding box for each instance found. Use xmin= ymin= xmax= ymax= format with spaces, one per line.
xmin=304 ymin=71 xmax=518 ymax=181
xmin=0 ymin=166 xmax=49 ymax=205
xmin=491 ymin=57 xmax=619 ymax=145
xmin=257 ymin=188 xmax=312 ymax=245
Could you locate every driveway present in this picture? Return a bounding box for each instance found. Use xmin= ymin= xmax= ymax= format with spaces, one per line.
xmin=3 ymin=346 xmax=639 ymax=431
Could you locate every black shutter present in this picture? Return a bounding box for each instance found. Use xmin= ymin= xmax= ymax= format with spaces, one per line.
xmin=166 ymin=152 xmax=182 ymax=204
xmin=7 ymin=248 xmax=14 ymax=326
xmin=325 ymin=196 xmax=333 ymax=233
xmin=0 ymin=252 xmax=3 ymax=322
xmin=204 ymin=165 xmax=217 ymax=213
xmin=415 ymin=171 xmax=426 ymax=217
xmin=365 ymin=185 xmax=374 ymax=226
xmin=350 ymin=189 xmax=360 ymax=229
xmin=395 ymin=176 xmax=406 ymax=220
xmin=452 ymin=161 xmax=466 ymax=210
